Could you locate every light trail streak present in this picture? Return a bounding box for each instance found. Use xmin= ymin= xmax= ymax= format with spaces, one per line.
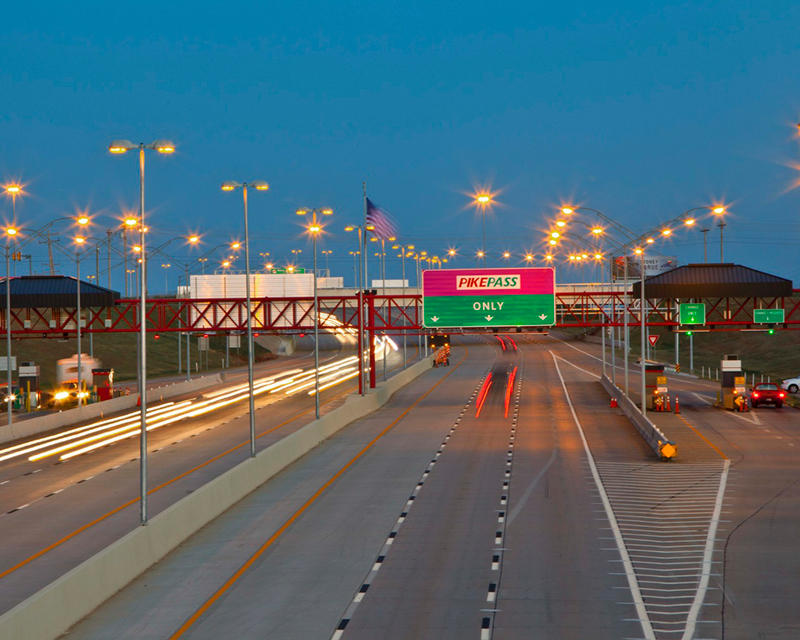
xmin=17 ymin=355 xmax=366 ymax=463
xmin=0 ymin=403 xmax=186 ymax=463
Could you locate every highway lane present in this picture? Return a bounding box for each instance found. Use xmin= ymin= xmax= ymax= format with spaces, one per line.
xmin=0 ymin=343 xmax=410 ymax=615
xmin=68 ymin=335 xmax=668 ymax=640
xmin=67 ymin=338 xmax=478 ymax=640
xmin=547 ymin=334 xmax=800 ymax=638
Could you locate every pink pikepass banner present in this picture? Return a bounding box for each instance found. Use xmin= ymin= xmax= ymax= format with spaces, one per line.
xmin=422 ymin=268 xmax=555 ymax=297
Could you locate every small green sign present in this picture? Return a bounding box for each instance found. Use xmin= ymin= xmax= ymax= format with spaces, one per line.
xmin=753 ymin=308 xmax=784 ymax=324
xmin=679 ymin=303 xmax=706 ymax=325
xmin=269 ymin=268 xmax=306 ymax=274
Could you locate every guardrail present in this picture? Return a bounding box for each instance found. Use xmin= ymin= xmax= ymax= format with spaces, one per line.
xmin=600 ymin=374 xmax=677 ymax=460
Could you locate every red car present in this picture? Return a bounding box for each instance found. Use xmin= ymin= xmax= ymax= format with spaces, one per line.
xmin=750 ymin=383 xmax=785 ymax=408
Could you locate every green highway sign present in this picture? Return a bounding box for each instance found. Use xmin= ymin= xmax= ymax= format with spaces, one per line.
xmin=422 ymin=268 xmax=556 ymax=329
xmin=679 ymin=303 xmax=706 ymax=325
xmin=269 ymin=268 xmax=306 ymax=274
xmin=753 ymin=308 xmax=785 ymax=324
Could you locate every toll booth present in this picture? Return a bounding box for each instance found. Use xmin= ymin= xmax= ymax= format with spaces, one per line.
xmin=18 ymin=362 xmax=40 ymax=412
xmin=721 ymin=355 xmax=747 ymax=410
xmin=645 ymin=363 xmax=668 ymax=411
xmin=92 ymin=368 xmax=115 ymax=402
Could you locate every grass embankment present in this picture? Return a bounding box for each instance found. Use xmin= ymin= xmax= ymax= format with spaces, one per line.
xmin=565 ymin=326 xmax=800 ymax=384
xmin=0 ymin=334 xmax=275 ymax=389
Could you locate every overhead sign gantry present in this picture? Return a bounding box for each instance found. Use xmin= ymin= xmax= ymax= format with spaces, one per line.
xmin=421 ymin=268 xmax=556 ymax=329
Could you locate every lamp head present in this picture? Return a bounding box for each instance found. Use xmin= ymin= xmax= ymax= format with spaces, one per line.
xmin=344 ymin=225 xmax=355 ymax=232
xmin=661 ymin=229 xmax=672 ymax=236
xmin=221 ymin=181 xmax=239 ymax=191
xmin=591 ymin=227 xmax=603 ymax=235
xmin=153 ymin=139 xmax=175 ymax=154
xmin=188 ymin=235 xmax=199 ymax=244
xmin=75 ymin=236 xmax=86 ymax=245
xmin=108 ymin=139 xmax=135 ymax=154
xmin=713 ymin=206 xmax=725 ymax=215
xmin=684 ymin=218 xmax=695 ymax=226
xmin=124 ymin=217 xmax=138 ymax=227
xmin=251 ymin=180 xmax=269 ymax=191
xmin=4 ymin=185 xmax=21 ymax=194
xmin=296 ymin=208 xmax=308 ymax=216
xmin=231 ymin=242 xmax=241 ymax=250
xmin=561 ymin=207 xmax=574 ymax=215
xmin=5 ymin=227 xmax=17 ymax=237
xmin=322 ymin=208 xmax=333 ymax=215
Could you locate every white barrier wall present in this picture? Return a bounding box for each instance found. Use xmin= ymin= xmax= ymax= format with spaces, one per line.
xmin=0 ymin=355 xmax=433 ymax=640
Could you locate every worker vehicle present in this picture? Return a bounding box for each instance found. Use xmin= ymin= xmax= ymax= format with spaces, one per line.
xmin=780 ymin=377 xmax=800 ymax=394
xmin=750 ymin=383 xmax=785 ymax=408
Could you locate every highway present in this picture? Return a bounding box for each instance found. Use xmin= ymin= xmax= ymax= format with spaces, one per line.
xmin=0 ymin=338 xmax=409 ymax=615
xmin=6 ymin=332 xmax=799 ymax=638
xmin=63 ymin=335 xmax=692 ymax=639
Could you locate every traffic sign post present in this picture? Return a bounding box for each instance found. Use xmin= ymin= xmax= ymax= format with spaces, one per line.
xmin=679 ymin=303 xmax=706 ymax=325
xmin=422 ymin=268 xmax=556 ymax=329
xmin=753 ymin=308 xmax=785 ymax=324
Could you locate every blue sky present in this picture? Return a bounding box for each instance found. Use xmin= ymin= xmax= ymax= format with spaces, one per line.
xmin=2 ymin=0 xmax=799 ymax=289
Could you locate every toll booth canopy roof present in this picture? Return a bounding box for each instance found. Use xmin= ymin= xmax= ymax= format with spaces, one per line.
xmin=631 ymin=263 xmax=793 ymax=299
xmin=0 ymin=276 xmax=121 ymax=309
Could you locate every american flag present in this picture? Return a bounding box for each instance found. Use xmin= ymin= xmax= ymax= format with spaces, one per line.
xmin=366 ymin=198 xmax=399 ymax=239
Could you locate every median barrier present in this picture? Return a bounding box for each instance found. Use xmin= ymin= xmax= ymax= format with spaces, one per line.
xmin=0 ymin=374 xmax=224 ymax=446
xmin=0 ymin=354 xmax=434 ymax=640
xmin=600 ymin=374 xmax=677 ymax=460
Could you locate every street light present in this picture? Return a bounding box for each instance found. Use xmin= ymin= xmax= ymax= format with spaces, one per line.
xmin=296 ymin=207 xmax=332 ymax=419
xmin=221 ymin=180 xmax=269 ymax=456
xmin=474 ymin=193 xmax=492 ymax=267
xmin=108 ymin=137 xmax=175 ymax=526
xmin=3 ymin=227 xmax=18 ymax=423
xmin=392 ymin=243 xmax=415 ymax=367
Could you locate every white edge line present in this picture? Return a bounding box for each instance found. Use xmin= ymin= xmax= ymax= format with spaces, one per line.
xmin=549 ymin=351 xmax=656 ymax=640
xmin=680 ymin=458 xmax=729 ymax=640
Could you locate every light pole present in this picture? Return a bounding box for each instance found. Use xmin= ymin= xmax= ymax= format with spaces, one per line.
xmin=221 ymin=180 xmax=269 ymax=456
xmin=392 ymin=243 xmax=414 ymax=367
xmin=636 ymin=247 xmax=647 ymax=416
xmin=297 ymin=208 xmax=333 ymax=418
xmin=321 ymin=249 xmax=333 ymax=276
xmin=3 ymin=227 xmax=17 ymax=424
xmin=474 ymin=193 xmax=491 ymax=268
xmin=345 ymin=223 xmax=375 ymax=395
xmin=161 ymin=263 xmax=171 ymax=294
xmin=109 ymin=138 xmax=175 ymax=526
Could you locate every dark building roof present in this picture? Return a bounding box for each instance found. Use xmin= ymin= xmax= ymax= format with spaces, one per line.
xmin=631 ymin=263 xmax=794 ymax=299
xmin=0 ymin=276 xmax=120 ymax=309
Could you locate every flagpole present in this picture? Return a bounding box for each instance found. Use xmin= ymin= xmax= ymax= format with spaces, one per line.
xmin=362 ymin=181 xmax=369 ymax=393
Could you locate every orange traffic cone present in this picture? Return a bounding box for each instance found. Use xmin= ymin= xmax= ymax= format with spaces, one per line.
xmin=674 ymin=395 xmax=680 ymax=414
xmin=136 ymin=395 xmax=141 ymax=407
xmin=610 ymin=397 xmax=618 ymax=408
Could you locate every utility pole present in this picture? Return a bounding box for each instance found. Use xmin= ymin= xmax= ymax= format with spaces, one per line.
xmin=700 ymin=227 xmax=709 ymax=263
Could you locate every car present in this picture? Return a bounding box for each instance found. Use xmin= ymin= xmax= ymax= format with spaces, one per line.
xmin=750 ymin=383 xmax=786 ymax=408
xmin=781 ymin=377 xmax=800 ymax=394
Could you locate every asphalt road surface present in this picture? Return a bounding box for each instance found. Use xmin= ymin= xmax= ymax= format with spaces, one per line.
xmin=0 ymin=344 xmax=412 ymax=615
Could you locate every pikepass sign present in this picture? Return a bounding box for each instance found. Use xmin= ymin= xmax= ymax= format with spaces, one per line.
xmin=422 ymin=268 xmax=556 ymax=328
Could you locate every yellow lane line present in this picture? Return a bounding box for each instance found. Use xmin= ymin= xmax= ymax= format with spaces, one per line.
xmin=169 ymin=345 xmax=467 ymax=638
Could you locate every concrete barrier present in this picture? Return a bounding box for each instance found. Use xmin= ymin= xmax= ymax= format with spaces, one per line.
xmin=0 ymin=374 xmax=224 ymax=446
xmin=0 ymin=355 xmax=433 ymax=640
xmin=600 ymin=374 xmax=677 ymax=460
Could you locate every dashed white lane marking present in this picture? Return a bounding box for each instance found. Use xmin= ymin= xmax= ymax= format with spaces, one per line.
xmin=331 ymin=344 xmax=497 ymax=639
